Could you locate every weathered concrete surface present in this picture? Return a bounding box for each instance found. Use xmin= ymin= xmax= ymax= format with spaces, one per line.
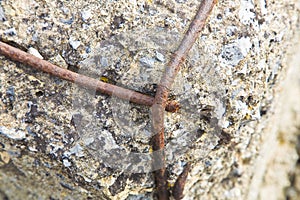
xmin=253 ymin=32 xmax=300 ymax=200
xmin=0 ymin=0 xmax=299 ymax=199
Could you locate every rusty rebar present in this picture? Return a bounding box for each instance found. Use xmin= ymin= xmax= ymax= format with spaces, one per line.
xmin=151 ymin=1 xmax=217 ymax=199
xmin=0 ymin=41 xmax=179 ymax=112
xmin=172 ymin=163 xmax=191 ymax=200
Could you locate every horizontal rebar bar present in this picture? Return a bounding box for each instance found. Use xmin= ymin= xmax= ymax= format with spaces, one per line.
xmin=0 ymin=41 xmax=179 ymax=112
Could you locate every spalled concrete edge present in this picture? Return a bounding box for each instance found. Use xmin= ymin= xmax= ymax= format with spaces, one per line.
xmin=248 ymin=29 xmax=300 ymax=200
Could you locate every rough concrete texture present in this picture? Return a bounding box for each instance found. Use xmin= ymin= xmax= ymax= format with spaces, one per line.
xmin=255 ymin=34 xmax=300 ymax=200
xmin=0 ymin=0 xmax=299 ymax=199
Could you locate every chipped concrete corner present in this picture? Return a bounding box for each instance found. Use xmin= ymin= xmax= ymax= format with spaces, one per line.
xmin=0 ymin=0 xmax=300 ymax=199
